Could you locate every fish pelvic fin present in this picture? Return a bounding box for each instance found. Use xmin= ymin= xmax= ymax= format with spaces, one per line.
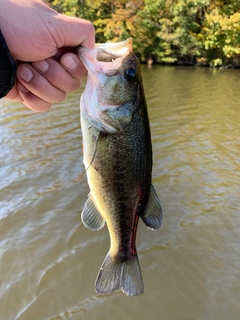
xmin=95 ymin=252 xmax=144 ymax=297
xmin=81 ymin=193 xmax=105 ymax=230
xmin=141 ymin=184 xmax=163 ymax=230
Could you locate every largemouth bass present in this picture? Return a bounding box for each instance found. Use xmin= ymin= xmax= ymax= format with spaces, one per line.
xmin=78 ymin=38 xmax=162 ymax=296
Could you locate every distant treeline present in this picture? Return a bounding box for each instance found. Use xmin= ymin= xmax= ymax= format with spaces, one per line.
xmin=46 ymin=0 xmax=240 ymax=67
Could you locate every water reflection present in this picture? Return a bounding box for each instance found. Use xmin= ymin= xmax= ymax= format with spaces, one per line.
xmin=0 ymin=66 xmax=240 ymax=320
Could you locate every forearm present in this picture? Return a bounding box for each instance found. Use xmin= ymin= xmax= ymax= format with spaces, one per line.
xmin=0 ymin=0 xmax=35 ymax=99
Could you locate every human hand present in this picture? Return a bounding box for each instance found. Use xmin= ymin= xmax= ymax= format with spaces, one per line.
xmin=0 ymin=0 xmax=95 ymax=111
xmin=6 ymin=51 xmax=88 ymax=112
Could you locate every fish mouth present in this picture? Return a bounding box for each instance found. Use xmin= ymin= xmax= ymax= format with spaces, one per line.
xmin=77 ymin=38 xmax=133 ymax=76
xmin=95 ymin=38 xmax=133 ymax=62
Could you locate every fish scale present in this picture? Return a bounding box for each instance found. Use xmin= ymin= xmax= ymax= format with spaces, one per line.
xmin=78 ymin=38 xmax=162 ymax=296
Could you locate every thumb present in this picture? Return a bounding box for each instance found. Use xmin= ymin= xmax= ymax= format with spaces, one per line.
xmin=57 ymin=15 xmax=95 ymax=49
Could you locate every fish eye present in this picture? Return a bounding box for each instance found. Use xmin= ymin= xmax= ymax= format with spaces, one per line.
xmin=124 ymin=68 xmax=137 ymax=82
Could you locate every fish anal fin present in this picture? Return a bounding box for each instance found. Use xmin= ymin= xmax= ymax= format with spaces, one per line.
xmin=95 ymin=252 xmax=144 ymax=297
xmin=141 ymin=184 xmax=163 ymax=230
xmin=81 ymin=193 xmax=105 ymax=230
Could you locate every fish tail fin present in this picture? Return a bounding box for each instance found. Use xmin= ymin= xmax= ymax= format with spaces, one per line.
xmin=95 ymin=251 xmax=144 ymax=296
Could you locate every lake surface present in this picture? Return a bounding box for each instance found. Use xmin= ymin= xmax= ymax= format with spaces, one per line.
xmin=0 ymin=66 xmax=240 ymax=320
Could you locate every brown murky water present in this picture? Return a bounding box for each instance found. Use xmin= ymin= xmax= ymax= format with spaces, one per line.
xmin=0 ymin=66 xmax=240 ymax=320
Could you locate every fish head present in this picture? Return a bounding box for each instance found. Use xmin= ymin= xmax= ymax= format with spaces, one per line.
xmin=78 ymin=38 xmax=141 ymax=133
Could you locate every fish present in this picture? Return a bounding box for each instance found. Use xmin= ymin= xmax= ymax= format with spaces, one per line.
xmin=77 ymin=38 xmax=162 ymax=296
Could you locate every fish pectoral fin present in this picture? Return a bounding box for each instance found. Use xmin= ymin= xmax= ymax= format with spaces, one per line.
xmin=141 ymin=184 xmax=163 ymax=230
xmin=81 ymin=193 xmax=105 ymax=230
xmin=95 ymin=252 xmax=144 ymax=296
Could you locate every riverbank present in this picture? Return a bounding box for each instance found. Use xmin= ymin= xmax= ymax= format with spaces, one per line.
xmin=144 ymin=58 xmax=240 ymax=69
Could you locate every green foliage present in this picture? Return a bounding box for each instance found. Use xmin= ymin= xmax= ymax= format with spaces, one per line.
xmin=156 ymin=0 xmax=209 ymax=63
xmin=132 ymin=0 xmax=164 ymax=62
xmin=77 ymin=0 xmax=114 ymax=42
xmin=200 ymin=6 xmax=240 ymax=65
xmin=45 ymin=0 xmax=80 ymax=16
xmin=46 ymin=0 xmax=240 ymax=66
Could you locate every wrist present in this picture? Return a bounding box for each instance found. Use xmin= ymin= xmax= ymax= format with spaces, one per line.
xmin=0 ymin=30 xmax=17 ymax=98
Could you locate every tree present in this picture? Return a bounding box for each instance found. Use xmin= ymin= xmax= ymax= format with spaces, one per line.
xmin=157 ymin=0 xmax=209 ymax=64
xmin=45 ymin=0 xmax=240 ymax=66
xmin=133 ymin=0 xmax=165 ymax=62
xmin=200 ymin=2 xmax=240 ymax=66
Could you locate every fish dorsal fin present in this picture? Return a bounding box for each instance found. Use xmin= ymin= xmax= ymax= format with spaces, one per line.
xmin=81 ymin=193 xmax=105 ymax=230
xmin=141 ymin=184 xmax=163 ymax=230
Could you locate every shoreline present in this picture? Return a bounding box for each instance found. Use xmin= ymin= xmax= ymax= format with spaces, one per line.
xmin=142 ymin=60 xmax=240 ymax=69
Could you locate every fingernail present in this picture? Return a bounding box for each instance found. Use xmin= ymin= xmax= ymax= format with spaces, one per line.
xmin=19 ymin=65 xmax=33 ymax=82
xmin=62 ymin=56 xmax=77 ymax=70
xmin=33 ymin=60 xmax=49 ymax=73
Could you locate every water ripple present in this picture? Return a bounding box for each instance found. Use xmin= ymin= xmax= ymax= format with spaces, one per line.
xmin=1 ymin=68 xmax=240 ymax=319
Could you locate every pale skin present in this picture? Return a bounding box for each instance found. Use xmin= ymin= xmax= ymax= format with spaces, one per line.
xmin=0 ymin=0 xmax=95 ymax=111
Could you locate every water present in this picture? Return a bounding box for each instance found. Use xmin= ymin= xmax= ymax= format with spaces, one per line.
xmin=0 ymin=66 xmax=240 ymax=320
